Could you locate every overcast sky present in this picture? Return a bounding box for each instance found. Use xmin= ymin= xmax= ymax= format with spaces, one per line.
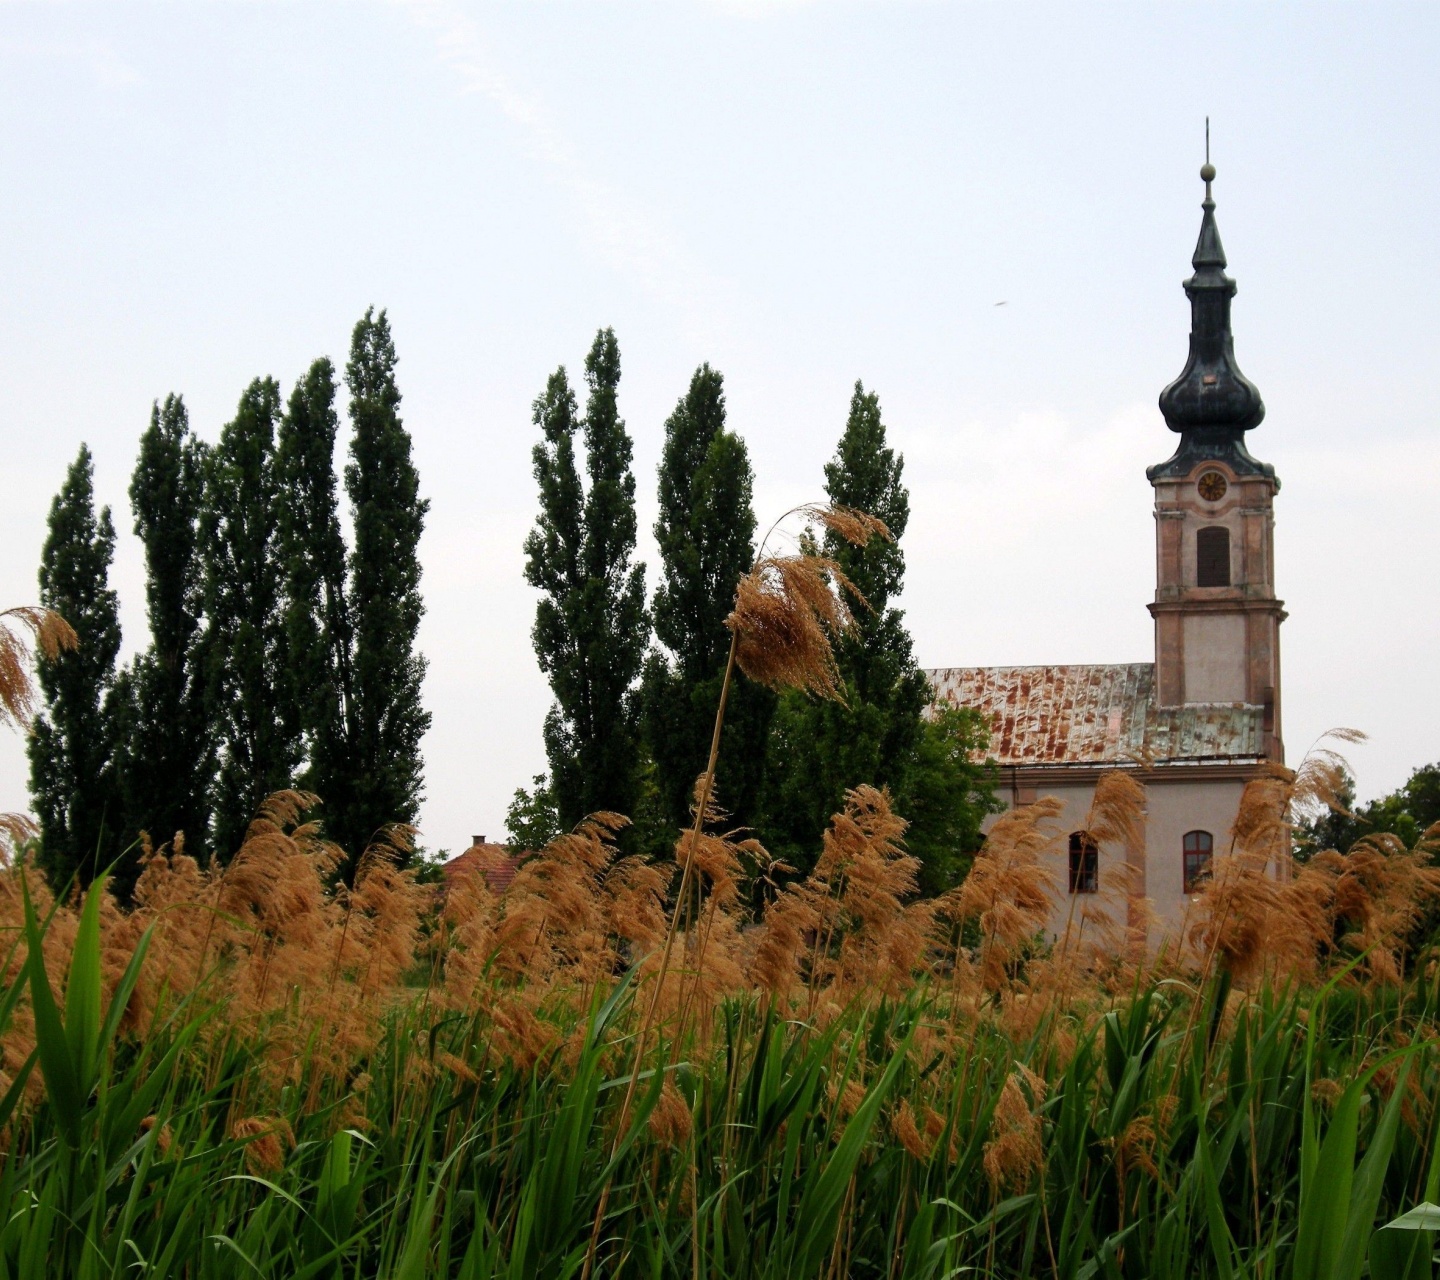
xmin=2 ymin=1 xmax=1437 ymax=856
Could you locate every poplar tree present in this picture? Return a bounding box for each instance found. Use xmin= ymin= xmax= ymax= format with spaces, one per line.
xmin=275 ymin=358 xmax=356 ymax=838
xmin=641 ymin=364 xmax=773 ymax=834
xmin=203 ymin=377 xmax=299 ymax=857
xmin=524 ymin=328 xmax=649 ymax=829
xmin=342 ymin=309 xmax=429 ymax=859
xmin=122 ymin=395 xmax=212 ymax=864
xmin=28 ymin=445 xmax=125 ymax=887
xmin=760 ymin=382 xmax=995 ymax=889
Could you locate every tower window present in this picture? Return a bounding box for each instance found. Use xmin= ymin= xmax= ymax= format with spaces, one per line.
xmin=1196 ymin=526 xmax=1230 ymax=587
xmin=1183 ymin=830 xmax=1214 ymax=893
xmin=1068 ymin=832 xmax=1098 ymax=894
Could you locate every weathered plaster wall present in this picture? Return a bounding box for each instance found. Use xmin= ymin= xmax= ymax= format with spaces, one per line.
xmin=981 ymin=774 xmax=1251 ymax=946
xmin=1181 ymin=614 xmax=1248 ymax=701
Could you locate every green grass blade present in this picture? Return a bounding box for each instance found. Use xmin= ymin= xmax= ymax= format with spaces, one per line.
xmin=0 ymin=1047 xmax=38 ymax=1132
xmin=22 ymin=876 xmax=82 ymax=1147
xmin=97 ymin=919 xmax=155 ymax=1053
xmin=1338 ymin=1056 xmax=1413 ymax=1280
xmin=64 ymin=876 xmax=105 ymax=1096
xmin=1381 ymin=1204 xmax=1440 ymax=1231
xmin=791 ymin=1030 xmax=910 ymax=1274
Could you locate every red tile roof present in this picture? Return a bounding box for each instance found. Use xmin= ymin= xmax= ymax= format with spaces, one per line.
xmin=442 ymin=843 xmax=528 ymax=894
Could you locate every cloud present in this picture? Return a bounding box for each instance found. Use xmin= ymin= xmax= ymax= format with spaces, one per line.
xmin=702 ymin=0 xmax=822 ymax=16
xmin=0 ymin=35 xmax=142 ymax=89
xmin=395 ymin=0 xmax=737 ymax=344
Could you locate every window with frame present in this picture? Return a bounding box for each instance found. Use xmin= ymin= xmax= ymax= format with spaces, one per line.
xmin=1068 ymin=832 xmax=1098 ymax=894
xmin=1183 ymin=830 xmax=1214 ymax=893
xmin=1196 ymin=526 xmax=1231 ymax=587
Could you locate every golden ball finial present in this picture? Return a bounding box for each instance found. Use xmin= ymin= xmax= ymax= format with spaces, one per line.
xmin=1200 ymin=162 xmax=1216 ymax=183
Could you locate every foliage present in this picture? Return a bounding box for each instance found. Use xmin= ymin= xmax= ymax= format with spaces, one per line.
xmin=642 ymin=364 xmax=774 ymax=843
xmin=901 ymin=703 xmax=1001 ymax=894
xmin=523 ymin=328 xmax=650 ymax=830
xmin=0 ymin=771 xmax=1439 ymax=1278
xmin=202 ymin=377 xmax=301 ymax=859
xmin=276 ymin=357 xmax=357 ymax=849
xmin=759 ymin=383 xmax=996 ymax=888
xmin=504 ymin=773 xmax=562 ymax=852
xmin=28 ymin=445 xmax=126 ymax=888
xmin=342 ymin=309 xmax=431 ymax=864
xmin=1300 ymin=762 xmax=1440 ymax=857
xmin=120 ymin=394 xmax=213 ymax=877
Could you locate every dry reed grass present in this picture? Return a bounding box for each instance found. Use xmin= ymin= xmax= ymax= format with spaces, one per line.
xmin=1183 ymin=733 xmax=1440 ymax=989
xmin=1 ymin=606 xmax=77 ymax=858
xmin=0 ymin=606 xmax=76 ymax=732
xmin=0 ymin=744 xmax=1433 ymax=1158
xmin=0 ymin=610 xmax=1431 ymax=1146
xmin=727 ymin=503 xmax=889 ymax=701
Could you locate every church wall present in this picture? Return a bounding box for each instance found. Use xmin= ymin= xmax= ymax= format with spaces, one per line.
xmin=1181 ymin=613 xmax=1248 ymax=701
xmin=980 ymin=782 xmax=1141 ymax=944
xmin=978 ymin=772 xmax=1250 ymax=947
xmin=1142 ymin=776 xmax=1248 ymax=935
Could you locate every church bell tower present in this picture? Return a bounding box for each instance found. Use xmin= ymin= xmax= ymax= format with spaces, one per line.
xmin=1148 ymin=160 xmax=1285 ymax=762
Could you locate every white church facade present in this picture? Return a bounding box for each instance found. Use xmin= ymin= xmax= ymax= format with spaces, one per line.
xmin=926 ymin=161 xmax=1285 ymax=941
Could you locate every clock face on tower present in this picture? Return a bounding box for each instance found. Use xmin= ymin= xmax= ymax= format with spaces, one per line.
xmin=1197 ymin=471 xmax=1228 ymax=502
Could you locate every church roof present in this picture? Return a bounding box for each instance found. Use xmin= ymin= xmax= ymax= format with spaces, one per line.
xmin=925 ymin=663 xmax=1267 ymax=767
xmin=1149 ymin=160 xmax=1277 ymax=486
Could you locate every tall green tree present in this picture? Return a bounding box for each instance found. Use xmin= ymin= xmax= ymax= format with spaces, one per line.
xmin=523 ymin=328 xmax=649 ymax=830
xmin=203 ymin=377 xmax=300 ymax=858
xmin=759 ymin=382 xmax=995 ymax=891
xmin=120 ymin=395 xmax=213 ymax=868
xmin=275 ymin=358 xmax=357 ymax=841
xmin=28 ymin=445 xmax=125 ymax=887
xmin=1299 ymin=763 xmax=1440 ymax=856
xmin=342 ymin=309 xmax=429 ymax=860
xmin=641 ymin=364 xmax=773 ymax=837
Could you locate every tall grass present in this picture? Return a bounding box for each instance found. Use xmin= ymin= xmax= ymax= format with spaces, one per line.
xmin=0 ymin=776 xmax=1437 ymax=1278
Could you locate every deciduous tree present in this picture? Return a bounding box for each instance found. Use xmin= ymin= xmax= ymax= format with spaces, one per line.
xmin=641 ymin=364 xmax=773 ymax=838
xmin=759 ymin=382 xmax=996 ymax=889
xmin=342 ymin=309 xmax=429 ymax=861
xmin=121 ymin=395 xmax=212 ymax=869
xmin=275 ymin=358 xmax=357 ymax=846
xmin=523 ymin=328 xmax=649 ymax=829
xmin=203 ymin=378 xmax=299 ymax=857
xmin=29 ymin=445 xmax=125 ymax=886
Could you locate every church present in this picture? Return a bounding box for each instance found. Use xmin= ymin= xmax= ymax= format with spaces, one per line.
xmin=925 ymin=160 xmax=1285 ymax=941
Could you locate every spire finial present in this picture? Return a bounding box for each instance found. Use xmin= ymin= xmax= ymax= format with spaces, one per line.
xmin=1200 ymin=118 xmax=1215 ymax=197
xmin=1153 ymin=127 xmax=1269 ymax=474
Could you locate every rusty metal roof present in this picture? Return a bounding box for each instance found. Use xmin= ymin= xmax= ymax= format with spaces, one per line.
xmin=925 ymin=663 xmax=1266 ymax=766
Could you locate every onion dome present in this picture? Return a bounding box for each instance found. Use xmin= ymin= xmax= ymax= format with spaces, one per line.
xmin=1149 ymin=162 xmax=1276 ymax=484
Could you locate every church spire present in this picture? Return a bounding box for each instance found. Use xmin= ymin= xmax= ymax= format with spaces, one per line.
xmin=1149 ymin=154 xmax=1275 ymax=483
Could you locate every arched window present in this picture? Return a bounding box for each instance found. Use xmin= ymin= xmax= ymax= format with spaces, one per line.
xmin=1196 ymin=526 xmax=1230 ymax=587
xmin=1068 ymin=832 xmax=1098 ymax=894
xmin=1183 ymin=830 xmax=1214 ymax=893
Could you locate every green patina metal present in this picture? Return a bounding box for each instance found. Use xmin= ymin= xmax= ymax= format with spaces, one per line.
xmin=1150 ymin=161 xmax=1278 ymax=487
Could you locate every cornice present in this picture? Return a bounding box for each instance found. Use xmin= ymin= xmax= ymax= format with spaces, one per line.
xmin=1148 ymin=597 xmax=1286 ymax=620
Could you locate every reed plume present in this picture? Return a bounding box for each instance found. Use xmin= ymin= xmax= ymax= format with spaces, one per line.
xmin=941 ymin=796 xmax=1061 ymax=991
xmin=983 ymin=1064 xmax=1047 ymax=1192
xmin=0 ymin=605 xmax=77 ymax=731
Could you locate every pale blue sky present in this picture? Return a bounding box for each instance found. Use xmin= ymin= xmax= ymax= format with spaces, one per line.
xmin=2 ymin=2 xmax=1437 ymax=853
